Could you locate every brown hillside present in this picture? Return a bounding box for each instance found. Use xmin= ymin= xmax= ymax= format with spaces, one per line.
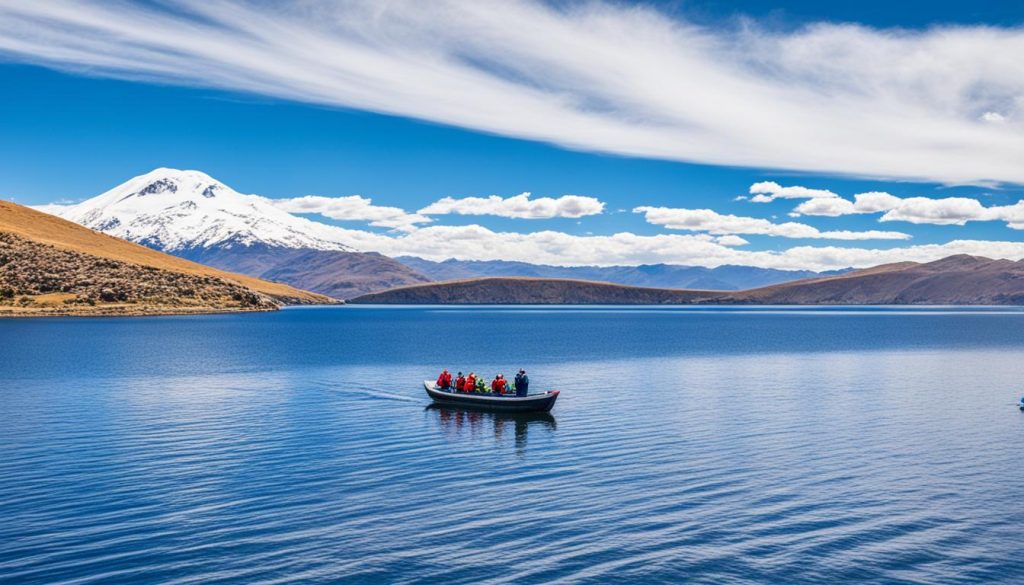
xmin=0 ymin=201 xmax=331 ymax=305
xmin=349 ymin=277 xmax=721 ymax=304
xmin=723 ymin=255 xmax=1024 ymax=305
xmin=350 ymin=255 xmax=1024 ymax=306
xmin=1 ymin=232 xmax=280 ymax=316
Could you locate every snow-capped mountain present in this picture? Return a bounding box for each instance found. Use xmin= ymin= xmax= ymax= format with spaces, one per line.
xmin=35 ymin=168 xmax=432 ymax=299
xmin=38 ymin=168 xmax=356 ymax=252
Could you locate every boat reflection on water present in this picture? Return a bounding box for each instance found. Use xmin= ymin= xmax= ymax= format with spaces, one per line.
xmin=426 ymin=404 xmax=556 ymax=453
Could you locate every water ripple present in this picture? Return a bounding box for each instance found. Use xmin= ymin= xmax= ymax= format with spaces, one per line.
xmin=2 ymin=307 xmax=1024 ymax=583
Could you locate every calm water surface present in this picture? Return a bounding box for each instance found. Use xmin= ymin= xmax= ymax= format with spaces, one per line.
xmin=2 ymin=306 xmax=1024 ymax=584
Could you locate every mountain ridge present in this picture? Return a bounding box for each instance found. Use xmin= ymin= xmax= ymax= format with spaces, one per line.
xmin=396 ymin=256 xmax=848 ymax=291
xmin=351 ymin=255 xmax=1024 ymax=305
xmin=38 ymin=168 xmax=358 ymax=252
xmin=36 ymin=168 xmax=430 ymax=298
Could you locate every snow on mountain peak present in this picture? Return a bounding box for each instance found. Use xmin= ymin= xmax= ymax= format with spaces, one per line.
xmin=38 ymin=168 xmax=358 ymax=253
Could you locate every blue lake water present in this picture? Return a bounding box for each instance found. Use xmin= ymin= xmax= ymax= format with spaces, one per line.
xmin=2 ymin=306 xmax=1024 ymax=584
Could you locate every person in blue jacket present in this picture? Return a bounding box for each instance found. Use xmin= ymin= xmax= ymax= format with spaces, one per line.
xmin=515 ymin=369 xmax=529 ymax=397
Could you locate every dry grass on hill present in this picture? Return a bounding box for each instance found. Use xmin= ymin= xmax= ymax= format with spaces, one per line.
xmin=0 ymin=232 xmax=279 ymax=316
xmin=0 ymin=201 xmax=331 ymax=304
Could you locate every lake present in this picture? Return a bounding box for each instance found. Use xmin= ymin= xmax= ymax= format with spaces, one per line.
xmin=2 ymin=306 xmax=1024 ymax=584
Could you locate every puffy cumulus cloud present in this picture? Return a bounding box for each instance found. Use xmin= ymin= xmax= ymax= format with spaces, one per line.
xmin=2 ymin=2 xmax=1024 ymax=184
xmin=748 ymin=182 xmax=840 ymax=203
xmin=791 ymin=189 xmax=1024 ymax=228
xmin=419 ymin=193 xmax=605 ymax=219
xmin=997 ymin=203 xmax=1024 ymax=230
xmin=852 ymin=192 xmax=904 ymax=214
xmin=313 ymin=223 xmax=1024 ymax=271
xmin=634 ymin=206 xmax=910 ymax=240
xmin=331 ymin=224 xmax=741 ymax=267
xmin=270 ymin=195 xmax=430 ymax=232
xmin=787 ymin=198 xmax=855 ymax=217
xmin=790 ymin=191 xmax=901 ymax=217
xmin=879 ymin=197 xmax=990 ymax=225
xmin=764 ymin=241 xmax=1024 ymax=271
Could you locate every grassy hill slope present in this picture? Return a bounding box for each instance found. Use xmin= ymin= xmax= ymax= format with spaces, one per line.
xmin=1 ymin=201 xmax=333 ymax=316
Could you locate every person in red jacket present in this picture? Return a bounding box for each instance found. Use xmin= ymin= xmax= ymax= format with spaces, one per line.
xmin=454 ymin=372 xmax=465 ymax=392
xmin=492 ymin=374 xmax=508 ymax=394
xmin=465 ymin=372 xmax=476 ymax=393
xmin=436 ymin=369 xmax=452 ymax=390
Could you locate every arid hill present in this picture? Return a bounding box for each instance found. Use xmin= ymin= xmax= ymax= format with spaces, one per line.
xmin=0 ymin=201 xmax=333 ymax=316
xmin=722 ymin=255 xmax=1024 ymax=305
xmin=349 ymin=277 xmax=720 ymax=304
xmin=350 ymin=255 xmax=1024 ymax=306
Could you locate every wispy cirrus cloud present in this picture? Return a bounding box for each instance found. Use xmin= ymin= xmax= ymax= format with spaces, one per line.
xmin=1 ymin=1 xmax=1023 ymax=185
xmin=634 ymin=206 xmax=910 ymax=240
xmin=419 ymin=193 xmax=605 ymax=219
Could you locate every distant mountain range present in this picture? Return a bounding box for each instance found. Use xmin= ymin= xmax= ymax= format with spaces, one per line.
xmin=36 ymin=168 xmax=843 ymax=300
xmin=25 ymin=169 xmax=1024 ymax=309
xmin=0 ymin=201 xmax=329 ymax=316
xmin=39 ymin=169 xmax=429 ymax=298
xmin=351 ymin=255 xmax=1024 ymax=305
xmin=396 ymin=257 xmax=846 ymax=291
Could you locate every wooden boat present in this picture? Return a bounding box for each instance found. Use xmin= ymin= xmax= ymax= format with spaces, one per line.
xmin=423 ymin=380 xmax=560 ymax=412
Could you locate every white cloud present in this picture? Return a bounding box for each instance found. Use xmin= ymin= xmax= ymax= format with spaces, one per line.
xmin=419 ymin=192 xmax=605 ymax=219
xmin=851 ymin=192 xmax=904 ymax=214
xmin=312 ymin=223 xmax=1024 ymax=271
xmin=790 ymin=191 xmax=901 ymax=216
xmin=878 ymin=197 xmax=990 ymax=225
xmin=715 ymin=235 xmax=749 ymax=247
xmin=1 ymin=1 xmax=1023 ymax=184
xmin=270 ymin=195 xmax=430 ymax=232
xmin=787 ymin=198 xmax=854 ymax=217
xmin=982 ymin=111 xmax=1007 ymax=124
xmin=748 ymin=181 xmax=840 ymax=203
xmin=634 ymin=206 xmax=910 ymax=240
xmin=791 ymin=188 xmax=1024 ymax=229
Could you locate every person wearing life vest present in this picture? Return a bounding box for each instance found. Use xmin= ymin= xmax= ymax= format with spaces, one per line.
xmin=465 ymin=372 xmax=476 ymax=393
xmin=437 ymin=369 xmax=452 ymax=390
xmin=475 ymin=377 xmax=486 ymax=393
xmin=492 ymin=374 xmax=508 ymax=394
xmin=514 ymin=369 xmax=529 ymax=397
xmin=455 ymin=372 xmax=466 ymax=392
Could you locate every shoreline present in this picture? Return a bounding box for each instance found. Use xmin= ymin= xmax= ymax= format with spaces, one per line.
xmin=0 ymin=304 xmax=283 ymax=319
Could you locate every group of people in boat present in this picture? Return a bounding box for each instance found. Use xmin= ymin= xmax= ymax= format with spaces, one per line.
xmin=436 ymin=368 xmax=529 ymax=397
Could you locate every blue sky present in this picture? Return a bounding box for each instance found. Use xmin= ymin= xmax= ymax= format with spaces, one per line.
xmin=1 ymin=1 xmax=1022 ymax=269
